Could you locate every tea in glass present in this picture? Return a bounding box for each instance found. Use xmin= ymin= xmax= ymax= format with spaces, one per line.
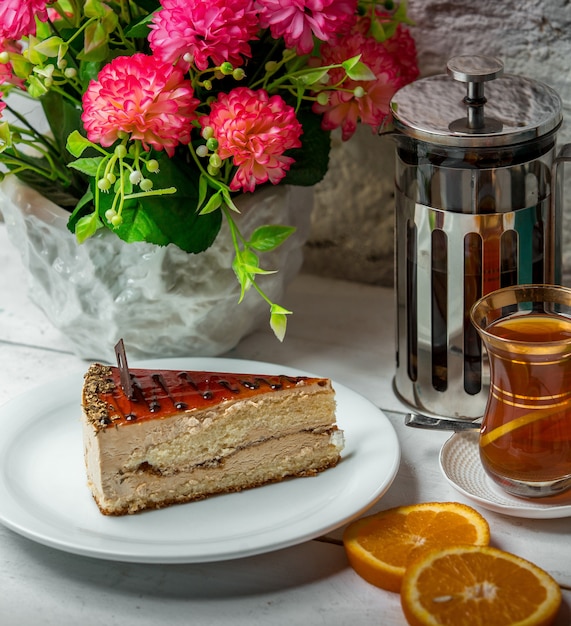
xmin=470 ymin=285 xmax=571 ymax=498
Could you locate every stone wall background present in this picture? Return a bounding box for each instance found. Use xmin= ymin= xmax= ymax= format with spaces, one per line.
xmin=304 ymin=0 xmax=571 ymax=286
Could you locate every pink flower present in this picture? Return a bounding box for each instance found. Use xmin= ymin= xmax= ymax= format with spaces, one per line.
xmin=312 ymin=32 xmax=402 ymax=140
xmin=257 ymin=0 xmax=357 ymax=55
xmin=201 ymin=87 xmax=303 ymax=193
xmin=0 ymin=94 xmax=6 ymax=117
xmin=354 ymin=11 xmax=419 ymax=88
xmin=0 ymin=39 xmax=25 ymax=89
xmin=0 ymin=0 xmax=49 ymax=40
xmin=81 ymin=54 xmax=199 ymax=156
xmin=382 ymin=23 xmax=420 ymax=88
xmin=149 ymin=0 xmax=259 ymax=71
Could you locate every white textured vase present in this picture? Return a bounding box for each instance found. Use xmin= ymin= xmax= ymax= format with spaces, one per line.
xmin=0 ymin=176 xmax=312 ymax=360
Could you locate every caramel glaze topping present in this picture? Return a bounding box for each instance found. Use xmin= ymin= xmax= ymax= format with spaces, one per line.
xmin=83 ymin=363 xmax=330 ymax=432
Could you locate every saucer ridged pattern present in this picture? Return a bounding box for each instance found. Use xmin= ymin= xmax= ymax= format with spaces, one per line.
xmin=439 ymin=431 xmax=571 ymax=519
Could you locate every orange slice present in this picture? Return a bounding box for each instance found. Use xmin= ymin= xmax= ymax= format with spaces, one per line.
xmin=400 ymin=545 xmax=562 ymax=626
xmin=343 ymin=502 xmax=490 ymax=593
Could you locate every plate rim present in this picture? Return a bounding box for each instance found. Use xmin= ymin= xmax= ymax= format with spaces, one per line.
xmin=0 ymin=357 xmax=401 ymax=563
xmin=439 ymin=431 xmax=571 ymax=519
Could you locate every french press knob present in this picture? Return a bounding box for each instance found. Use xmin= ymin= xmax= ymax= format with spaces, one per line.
xmin=447 ymin=55 xmax=504 ymax=133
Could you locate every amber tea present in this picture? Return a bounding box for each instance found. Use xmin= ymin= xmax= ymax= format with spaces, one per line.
xmin=471 ymin=285 xmax=571 ymax=498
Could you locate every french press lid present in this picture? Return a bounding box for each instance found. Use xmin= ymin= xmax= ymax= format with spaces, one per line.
xmin=389 ymin=55 xmax=562 ymax=148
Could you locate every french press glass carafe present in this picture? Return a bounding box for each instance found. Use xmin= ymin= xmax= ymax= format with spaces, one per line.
xmin=388 ymin=55 xmax=569 ymax=419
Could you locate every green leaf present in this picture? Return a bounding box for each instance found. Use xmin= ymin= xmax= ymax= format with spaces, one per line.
xmin=198 ymin=173 xmax=208 ymax=210
xmin=222 ymin=188 xmax=240 ymax=213
xmin=270 ymin=312 xmax=288 ymax=342
xmin=27 ymin=75 xmax=49 ymax=98
xmin=66 ymin=130 xmax=92 ymax=157
xmin=74 ymin=211 xmax=102 ymax=243
xmin=78 ymin=21 xmax=109 ymax=62
xmin=68 ymin=156 xmax=104 ymax=176
xmin=382 ymin=21 xmax=398 ymax=40
xmin=42 ymin=92 xmax=85 ymax=163
xmin=394 ymin=1 xmax=415 ymax=25
xmin=9 ymin=55 xmax=33 ymax=79
xmin=198 ymin=190 xmax=222 ymax=215
xmin=34 ymin=36 xmax=65 ymax=58
xmin=234 ymin=248 xmax=276 ymax=279
xmin=124 ymin=12 xmax=156 ymax=38
xmin=0 ymin=122 xmax=12 ymax=153
xmin=249 ymin=225 xmax=296 ymax=252
xmin=114 ymin=201 xmax=172 ymax=245
xmin=84 ymin=0 xmax=107 ymax=18
xmin=341 ymin=54 xmax=362 ymax=72
xmin=369 ymin=19 xmax=387 ymax=42
xmin=270 ymin=303 xmax=293 ymax=316
xmin=79 ymin=60 xmax=103 ymax=85
xmin=67 ymin=187 xmax=94 ymax=233
xmin=101 ymin=7 xmax=119 ymax=32
xmin=345 ymin=61 xmax=376 ymax=82
xmin=232 ymin=255 xmax=252 ymax=301
xmin=236 ymin=248 xmax=259 ymax=271
xmin=269 ymin=303 xmax=292 ymax=341
xmin=293 ymin=68 xmax=330 ymax=87
xmin=242 ymin=264 xmax=277 ymax=276
xmin=282 ymin=108 xmax=331 ymax=186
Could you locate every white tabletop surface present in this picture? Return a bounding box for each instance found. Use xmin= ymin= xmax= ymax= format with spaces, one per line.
xmin=1 ymin=223 xmax=570 ymax=626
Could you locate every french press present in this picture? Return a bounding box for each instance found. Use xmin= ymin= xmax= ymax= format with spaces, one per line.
xmin=388 ymin=55 xmax=570 ymax=419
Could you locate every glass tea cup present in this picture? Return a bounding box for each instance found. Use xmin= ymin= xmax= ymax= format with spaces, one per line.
xmin=470 ymin=284 xmax=571 ymax=498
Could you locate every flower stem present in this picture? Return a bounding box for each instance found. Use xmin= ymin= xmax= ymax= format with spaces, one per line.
xmin=4 ymin=103 xmax=59 ymax=153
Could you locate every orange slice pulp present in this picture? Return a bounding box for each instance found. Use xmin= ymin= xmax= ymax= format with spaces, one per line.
xmin=342 ymin=502 xmax=490 ymax=593
xmin=400 ymin=544 xmax=562 ymax=626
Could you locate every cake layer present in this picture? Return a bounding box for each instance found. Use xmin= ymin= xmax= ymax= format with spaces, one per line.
xmin=81 ymin=363 xmax=343 ymax=516
xmin=87 ymin=430 xmax=343 ymax=515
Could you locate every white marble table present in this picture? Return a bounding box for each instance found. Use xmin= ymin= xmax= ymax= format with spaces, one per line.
xmin=1 ymin=223 xmax=570 ymax=626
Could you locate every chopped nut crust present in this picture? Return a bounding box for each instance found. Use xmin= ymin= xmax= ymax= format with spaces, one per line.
xmin=82 ymin=364 xmax=117 ymax=432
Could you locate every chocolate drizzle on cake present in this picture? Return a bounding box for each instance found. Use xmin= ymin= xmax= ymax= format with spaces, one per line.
xmin=82 ymin=364 xmax=321 ymax=431
xmin=177 ymin=372 xmax=214 ymax=400
xmin=218 ymin=379 xmax=240 ymax=394
xmin=151 ymin=373 xmax=188 ymax=410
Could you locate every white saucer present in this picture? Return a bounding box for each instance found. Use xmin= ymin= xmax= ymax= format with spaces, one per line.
xmin=439 ymin=431 xmax=571 ymax=519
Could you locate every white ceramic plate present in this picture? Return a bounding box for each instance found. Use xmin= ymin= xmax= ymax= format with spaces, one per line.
xmin=440 ymin=431 xmax=571 ymax=519
xmin=0 ymin=357 xmax=400 ymax=563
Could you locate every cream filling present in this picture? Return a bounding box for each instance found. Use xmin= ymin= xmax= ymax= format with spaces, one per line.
xmin=88 ymin=430 xmax=344 ymax=514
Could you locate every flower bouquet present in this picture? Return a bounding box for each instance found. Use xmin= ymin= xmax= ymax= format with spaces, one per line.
xmin=0 ymin=0 xmax=418 ymax=339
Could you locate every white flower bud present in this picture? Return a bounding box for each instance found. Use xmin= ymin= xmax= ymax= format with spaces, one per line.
xmin=129 ymin=170 xmax=142 ymax=185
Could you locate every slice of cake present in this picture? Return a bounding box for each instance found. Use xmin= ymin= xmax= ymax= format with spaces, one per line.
xmin=81 ymin=363 xmax=344 ymax=515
